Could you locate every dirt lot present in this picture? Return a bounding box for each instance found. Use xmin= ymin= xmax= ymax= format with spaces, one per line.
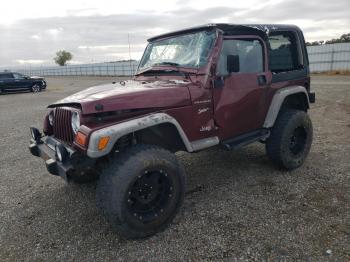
xmin=0 ymin=75 xmax=349 ymax=261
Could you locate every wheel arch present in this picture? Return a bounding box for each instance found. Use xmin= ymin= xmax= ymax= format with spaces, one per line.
xmin=134 ymin=122 xmax=188 ymax=153
xmin=263 ymin=86 xmax=310 ymax=128
xmin=87 ymin=113 xmax=194 ymax=158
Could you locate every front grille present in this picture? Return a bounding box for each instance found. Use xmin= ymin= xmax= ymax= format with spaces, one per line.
xmin=53 ymin=108 xmax=75 ymax=144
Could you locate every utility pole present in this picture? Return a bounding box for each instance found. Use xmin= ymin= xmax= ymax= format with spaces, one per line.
xmin=128 ymin=33 xmax=132 ymax=76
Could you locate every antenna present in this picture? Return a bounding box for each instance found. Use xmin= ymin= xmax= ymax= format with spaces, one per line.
xmin=127 ymin=33 xmax=132 ymax=76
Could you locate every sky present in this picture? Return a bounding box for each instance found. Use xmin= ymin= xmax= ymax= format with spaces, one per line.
xmin=0 ymin=0 xmax=349 ymax=67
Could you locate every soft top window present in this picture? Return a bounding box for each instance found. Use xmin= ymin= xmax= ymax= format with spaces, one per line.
xmin=268 ymin=32 xmax=302 ymax=73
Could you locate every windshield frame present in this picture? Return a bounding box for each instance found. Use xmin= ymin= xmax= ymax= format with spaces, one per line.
xmin=136 ymin=29 xmax=218 ymax=75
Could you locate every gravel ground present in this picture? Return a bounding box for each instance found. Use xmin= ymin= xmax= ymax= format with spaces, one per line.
xmin=0 ymin=75 xmax=349 ymax=261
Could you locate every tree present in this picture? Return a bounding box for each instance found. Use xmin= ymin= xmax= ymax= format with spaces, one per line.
xmin=306 ymin=41 xmax=324 ymax=46
xmin=54 ymin=50 xmax=73 ymax=66
xmin=306 ymin=33 xmax=350 ymax=46
xmin=340 ymin=33 xmax=350 ymax=42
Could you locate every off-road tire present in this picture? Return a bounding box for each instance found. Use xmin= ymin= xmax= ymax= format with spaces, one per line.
xmin=96 ymin=144 xmax=186 ymax=239
xmin=266 ymin=109 xmax=313 ymax=170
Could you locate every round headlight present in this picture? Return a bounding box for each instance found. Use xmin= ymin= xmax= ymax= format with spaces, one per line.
xmin=48 ymin=110 xmax=55 ymax=126
xmin=71 ymin=111 xmax=80 ymax=134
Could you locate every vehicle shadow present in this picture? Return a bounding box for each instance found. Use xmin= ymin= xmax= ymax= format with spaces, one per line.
xmin=9 ymin=142 xmax=296 ymax=258
xmin=21 ymin=144 xmax=277 ymax=226
xmin=0 ymin=90 xmax=32 ymax=95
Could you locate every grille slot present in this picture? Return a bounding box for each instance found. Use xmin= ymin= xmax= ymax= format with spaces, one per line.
xmin=53 ymin=108 xmax=75 ymax=144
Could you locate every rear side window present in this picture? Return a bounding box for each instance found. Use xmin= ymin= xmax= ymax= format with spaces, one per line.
xmin=0 ymin=73 xmax=13 ymax=79
xmin=268 ymin=32 xmax=302 ymax=73
xmin=217 ymin=39 xmax=263 ymax=75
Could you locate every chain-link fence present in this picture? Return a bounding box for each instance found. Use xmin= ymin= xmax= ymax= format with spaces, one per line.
xmin=308 ymin=43 xmax=350 ymax=72
xmin=2 ymin=43 xmax=350 ymax=76
xmin=12 ymin=60 xmax=139 ymax=77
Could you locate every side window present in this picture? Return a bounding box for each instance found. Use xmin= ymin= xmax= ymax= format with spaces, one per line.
xmin=268 ymin=32 xmax=302 ymax=73
xmin=0 ymin=73 xmax=13 ymax=79
xmin=217 ymin=39 xmax=263 ymax=75
xmin=13 ymin=73 xmax=24 ymax=79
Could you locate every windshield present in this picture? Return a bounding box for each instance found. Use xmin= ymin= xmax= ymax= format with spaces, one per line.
xmin=138 ymin=30 xmax=217 ymax=72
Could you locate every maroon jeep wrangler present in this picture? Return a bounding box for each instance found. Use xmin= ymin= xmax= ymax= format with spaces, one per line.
xmin=30 ymin=24 xmax=315 ymax=238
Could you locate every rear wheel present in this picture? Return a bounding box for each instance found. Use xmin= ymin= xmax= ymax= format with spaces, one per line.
xmin=31 ymin=84 xmax=41 ymax=93
xmin=96 ymin=144 xmax=186 ymax=239
xmin=266 ymin=109 xmax=313 ymax=170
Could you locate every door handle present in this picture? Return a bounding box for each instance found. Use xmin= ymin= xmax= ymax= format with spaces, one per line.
xmin=257 ymin=75 xmax=267 ymax=86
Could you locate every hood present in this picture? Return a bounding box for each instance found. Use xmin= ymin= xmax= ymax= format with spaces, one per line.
xmin=30 ymin=76 xmax=44 ymax=80
xmin=49 ymin=80 xmax=192 ymax=114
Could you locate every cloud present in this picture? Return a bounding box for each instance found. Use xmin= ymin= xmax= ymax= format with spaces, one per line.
xmin=0 ymin=0 xmax=349 ymax=67
xmin=16 ymin=59 xmax=45 ymax=64
xmin=31 ymin=34 xmax=41 ymax=40
xmin=47 ymin=27 xmax=64 ymax=36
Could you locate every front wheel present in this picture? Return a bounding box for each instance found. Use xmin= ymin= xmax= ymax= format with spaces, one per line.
xmin=31 ymin=84 xmax=42 ymax=93
xmin=266 ymin=109 xmax=313 ymax=170
xmin=96 ymin=144 xmax=186 ymax=239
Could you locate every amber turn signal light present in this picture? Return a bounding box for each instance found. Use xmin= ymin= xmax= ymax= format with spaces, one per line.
xmin=98 ymin=136 xmax=110 ymax=151
xmin=75 ymin=131 xmax=87 ymax=146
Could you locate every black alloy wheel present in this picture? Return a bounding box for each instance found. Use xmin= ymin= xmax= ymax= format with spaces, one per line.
xmin=127 ymin=169 xmax=174 ymax=223
xmin=289 ymin=126 xmax=307 ymax=155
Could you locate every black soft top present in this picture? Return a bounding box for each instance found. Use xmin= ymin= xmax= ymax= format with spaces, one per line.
xmin=148 ymin=23 xmax=302 ymax=42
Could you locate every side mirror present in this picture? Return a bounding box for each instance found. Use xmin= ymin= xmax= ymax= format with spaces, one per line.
xmin=227 ymin=55 xmax=240 ymax=73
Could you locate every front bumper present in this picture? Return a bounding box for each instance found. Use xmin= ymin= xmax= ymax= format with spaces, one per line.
xmin=42 ymin=80 xmax=47 ymax=89
xmin=29 ymin=136 xmax=75 ymax=180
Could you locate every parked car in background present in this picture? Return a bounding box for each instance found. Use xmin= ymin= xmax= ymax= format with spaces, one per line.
xmin=0 ymin=72 xmax=46 ymax=94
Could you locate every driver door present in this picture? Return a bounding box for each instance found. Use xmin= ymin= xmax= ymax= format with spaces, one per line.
xmin=213 ymin=36 xmax=271 ymax=140
xmin=12 ymin=73 xmax=28 ymax=89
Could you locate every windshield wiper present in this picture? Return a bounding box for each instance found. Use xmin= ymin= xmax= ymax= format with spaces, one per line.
xmin=153 ymin=62 xmax=180 ymax=67
xmin=136 ymin=63 xmax=182 ymax=76
xmin=136 ymin=68 xmax=185 ymax=76
xmin=135 ymin=62 xmax=197 ymax=78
